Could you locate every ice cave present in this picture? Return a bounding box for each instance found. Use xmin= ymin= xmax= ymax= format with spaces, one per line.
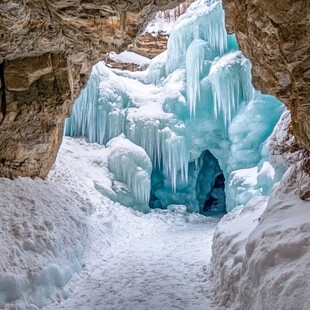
xmin=2 ymin=0 xmax=310 ymax=309
xmin=65 ymin=0 xmax=283 ymax=214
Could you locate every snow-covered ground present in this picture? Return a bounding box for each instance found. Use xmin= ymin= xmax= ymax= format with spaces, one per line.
xmin=0 ymin=137 xmax=220 ymax=309
xmin=0 ymin=177 xmax=89 ymax=309
xmin=44 ymin=207 xmax=219 ymax=310
xmin=45 ymin=137 xmax=220 ymax=310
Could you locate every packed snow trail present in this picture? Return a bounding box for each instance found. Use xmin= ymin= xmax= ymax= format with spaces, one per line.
xmin=44 ymin=209 xmax=219 ymax=310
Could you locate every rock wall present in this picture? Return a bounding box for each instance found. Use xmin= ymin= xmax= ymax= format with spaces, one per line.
xmin=128 ymin=32 xmax=168 ymax=59
xmin=222 ymin=0 xmax=310 ymax=150
xmin=0 ymin=0 xmax=182 ymax=178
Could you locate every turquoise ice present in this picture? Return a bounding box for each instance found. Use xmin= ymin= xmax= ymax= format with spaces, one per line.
xmin=65 ymin=0 xmax=283 ymax=213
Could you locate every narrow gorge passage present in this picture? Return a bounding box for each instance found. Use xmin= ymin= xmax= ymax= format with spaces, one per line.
xmin=44 ymin=212 xmax=219 ymax=310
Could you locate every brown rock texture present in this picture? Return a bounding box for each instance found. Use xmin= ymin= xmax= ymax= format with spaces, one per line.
xmin=0 ymin=0 xmax=183 ymax=178
xmin=128 ymin=32 xmax=168 ymax=59
xmin=105 ymin=57 xmax=144 ymax=72
xmin=222 ymin=0 xmax=310 ymax=150
xmin=105 ymin=32 xmax=168 ymax=71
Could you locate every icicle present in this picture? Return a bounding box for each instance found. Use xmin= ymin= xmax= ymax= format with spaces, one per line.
xmin=166 ymin=0 xmax=227 ymax=74
xmin=65 ymin=63 xmax=128 ymax=144
xmin=186 ymin=39 xmax=216 ymax=118
xmin=125 ymin=119 xmax=189 ymax=192
xmin=208 ymin=51 xmax=254 ymax=129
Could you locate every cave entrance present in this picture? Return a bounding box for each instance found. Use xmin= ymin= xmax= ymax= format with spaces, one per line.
xmin=202 ymin=173 xmax=226 ymax=213
xmin=195 ymin=150 xmax=226 ymax=215
xmin=149 ymin=150 xmax=226 ymax=215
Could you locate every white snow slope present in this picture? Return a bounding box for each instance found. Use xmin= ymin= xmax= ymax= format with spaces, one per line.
xmin=211 ymin=112 xmax=310 ymax=310
xmin=0 ymin=177 xmax=89 ymax=309
xmin=0 ymin=137 xmax=219 ymax=309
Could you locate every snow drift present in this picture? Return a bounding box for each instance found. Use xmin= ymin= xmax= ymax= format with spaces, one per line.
xmin=0 ymin=178 xmax=89 ymax=309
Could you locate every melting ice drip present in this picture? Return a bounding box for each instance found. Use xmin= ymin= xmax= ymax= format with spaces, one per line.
xmin=65 ymin=0 xmax=283 ymax=213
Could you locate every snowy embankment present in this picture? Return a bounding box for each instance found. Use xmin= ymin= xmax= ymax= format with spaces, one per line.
xmin=108 ymin=51 xmax=151 ymax=68
xmin=0 ymin=178 xmax=89 ymax=309
xmin=211 ymin=112 xmax=310 ymax=309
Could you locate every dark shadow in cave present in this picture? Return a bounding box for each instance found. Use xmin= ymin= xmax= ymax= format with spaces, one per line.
xmin=196 ymin=150 xmax=226 ymax=215
xmin=149 ymin=150 xmax=227 ymax=216
xmin=203 ymin=173 xmax=226 ymax=214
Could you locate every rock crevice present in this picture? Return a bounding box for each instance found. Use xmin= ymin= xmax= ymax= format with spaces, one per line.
xmin=0 ymin=60 xmax=6 ymax=124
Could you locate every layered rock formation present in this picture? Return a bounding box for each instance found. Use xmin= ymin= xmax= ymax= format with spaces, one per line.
xmin=222 ymin=0 xmax=310 ymax=150
xmin=128 ymin=32 xmax=168 ymax=59
xmin=104 ymin=33 xmax=167 ymax=71
xmin=0 ymin=0 xmax=182 ymax=178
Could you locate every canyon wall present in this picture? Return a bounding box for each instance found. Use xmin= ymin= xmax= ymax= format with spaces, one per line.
xmin=222 ymin=0 xmax=310 ymax=151
xmin=0 ymin=0 xmax=182 ymax=178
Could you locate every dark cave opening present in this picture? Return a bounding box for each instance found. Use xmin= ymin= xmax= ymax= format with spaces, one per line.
xmin=202 ymin=173 xmax=226 ymax=213
xmin=149 ymin=150 xmax=227 ymax=215
xmin=195 ymin=150 xmax=226 ymax=215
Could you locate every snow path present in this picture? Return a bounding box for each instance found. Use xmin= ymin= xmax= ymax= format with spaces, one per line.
xmin=44 ymin=212 xmax=219 ymax=310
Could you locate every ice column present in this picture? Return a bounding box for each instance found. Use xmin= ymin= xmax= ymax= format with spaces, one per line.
xmin=166 ymin=0 xmax=227 ymax=74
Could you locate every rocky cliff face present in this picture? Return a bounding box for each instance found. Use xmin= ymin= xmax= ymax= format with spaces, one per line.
xmin=128 ymin=32 xmax=168 ymax=59
xmin=222 ymin=0 xmax=310 ymax=151
xmin=0 ymin=0 xmax=182 ymax=178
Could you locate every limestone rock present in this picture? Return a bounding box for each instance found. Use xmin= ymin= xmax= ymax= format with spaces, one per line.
xmin=105 ymin=32 xmax=168 ymax=71
xmin=128 ymin=32 xmax=168 ymax=59
xmin=222 ymin=0 xmax=310 ymax=150
xmin=0 ymin=0 xmax=182 ymax=178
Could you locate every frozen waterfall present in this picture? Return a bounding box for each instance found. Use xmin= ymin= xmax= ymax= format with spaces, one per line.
xmin=65 ymin=0 xmax=283 ymax=213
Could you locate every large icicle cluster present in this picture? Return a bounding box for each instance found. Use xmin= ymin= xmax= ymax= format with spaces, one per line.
xmin=166 ymin=0 xmax=227 ymax=74
xmin=66 ymin=64 xmax=127 ymax=145
xmin=66 ymin=0 xmax=283 ymax=213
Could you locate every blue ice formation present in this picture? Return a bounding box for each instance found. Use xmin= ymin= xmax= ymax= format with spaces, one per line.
xmin=107 ymin=135 xmax=152 ymax=213
xmin=65 ymin=0 xmax=283 ymax=213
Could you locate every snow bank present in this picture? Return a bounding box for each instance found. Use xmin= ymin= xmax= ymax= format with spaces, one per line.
xmin=0 ymin=178 xmax=89 ymax=309
xmin=211 ymin=112 xmax=310 ymax=309
xmin=108 ymin=51 xmax=150 ymax=68
xmin=50 ymin=136 xmax=152 ymax=213
xmin=235 ymin=163 xmax=310 ymax=310
xmin=211 ymin=196 xmax=268 ymax=308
